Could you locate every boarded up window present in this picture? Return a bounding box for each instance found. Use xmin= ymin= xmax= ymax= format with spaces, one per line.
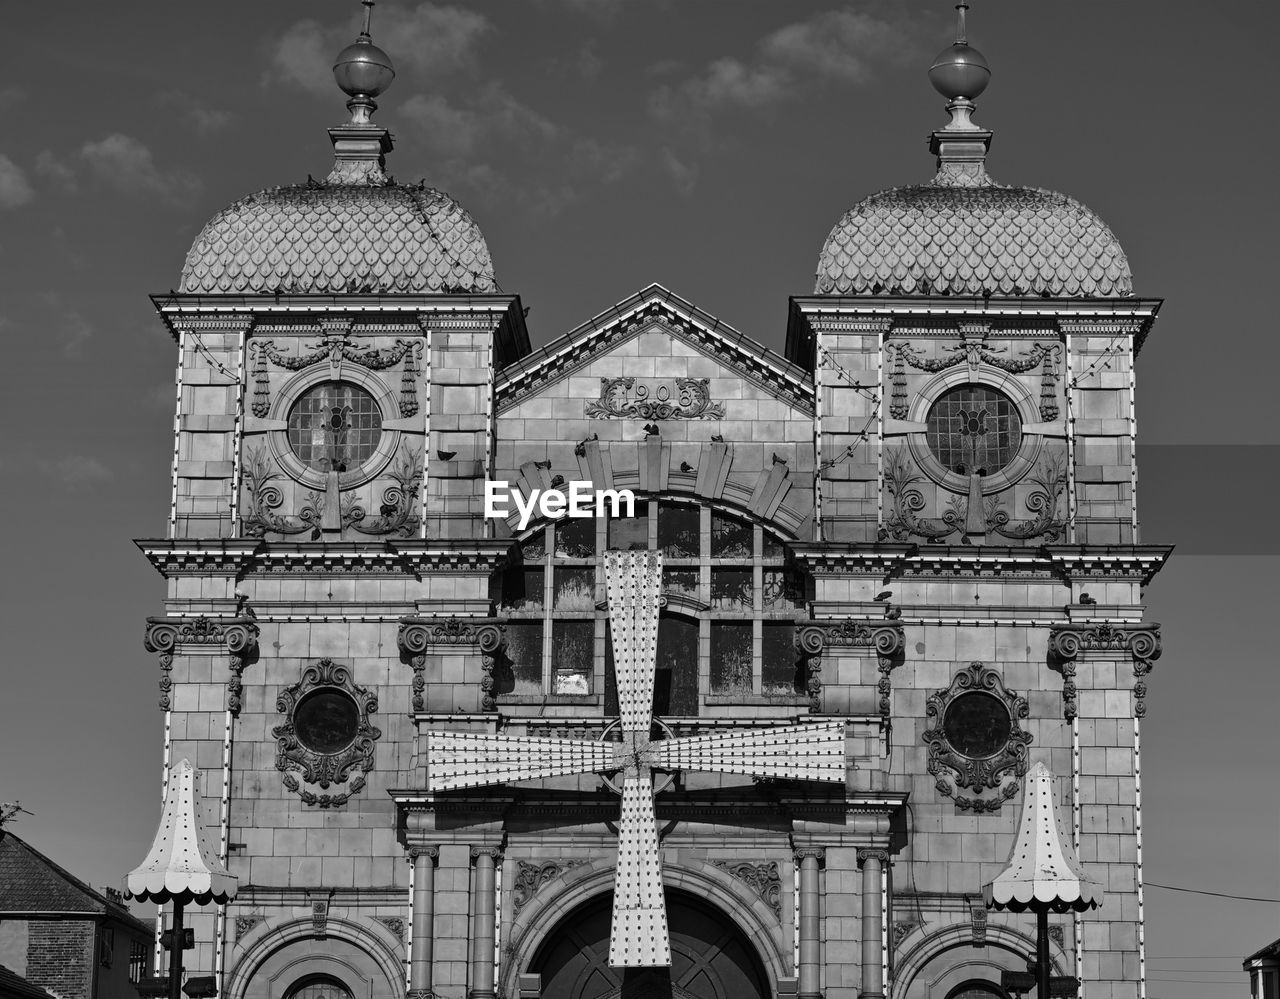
xmin=500 ymin=567 xmax=544 ymax=611
xmin=762 ymin=624 xmax=803 ymax=695
xmin=552 ymin=622 xmax=594 ymax=695
xmin=655 ymin=615 xmax=700 ymax=716
xmin=554 ymin=567 xmax=596 ymax=610
xmin=501 ymin=622 xmax=544 ymax=695
xmin=711 ymin=570 xmax=753 ymax=611
xmin=711 ymin=512 xmax=752 ymax=558
xmin=710 ymin=623 xmax=753 ymax=695
xmin=555 ymin=517 xmax=596 ymax=558
xmin=608 ymin=501 xmax=649 ymax=550
xmin=658 ymin=502 xmax=700 ymax=557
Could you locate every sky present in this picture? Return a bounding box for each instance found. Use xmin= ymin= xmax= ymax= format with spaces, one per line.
xmin=0 ymin=2 xmax=1276 ymax=996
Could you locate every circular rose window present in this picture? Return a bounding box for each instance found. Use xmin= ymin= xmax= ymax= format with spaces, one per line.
xmin=926 ymin=385 xmax=1022 ymax=476
xmin=287 ymin=381 xmax=382 ymax=474
xmin=942 ymin=691 xmax=1013 ymax=759
xmin=293 ymin=688 xmax=360 ymax=755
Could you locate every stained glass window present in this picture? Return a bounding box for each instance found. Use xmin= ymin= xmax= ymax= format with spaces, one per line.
xmin=287 ymin=382 xmax=382 ymax=472
xmin=925 ymin=384 xmax=1021 ymax=475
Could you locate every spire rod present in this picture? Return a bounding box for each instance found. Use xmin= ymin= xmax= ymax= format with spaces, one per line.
xmin=955 ymin=2 xmax=969 ymax=44
xmin=361 ymin=0 xmax=374 ymax=39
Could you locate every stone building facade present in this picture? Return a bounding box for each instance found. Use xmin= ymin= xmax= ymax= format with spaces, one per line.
xmin=135 ymin=14 xmax=1167 ymax=999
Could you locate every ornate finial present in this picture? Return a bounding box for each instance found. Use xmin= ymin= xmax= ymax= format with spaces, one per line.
xmin=327 ymin=0 xmax=396 ymax=185
xmin=927 ymin=1 xmax=993 ymax=187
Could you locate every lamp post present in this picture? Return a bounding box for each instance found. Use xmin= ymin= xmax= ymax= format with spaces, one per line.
xmin=125 ymin=760 xmax=238 ymax=999
xmin=984 ymin=763 xmax=1101 ymax=997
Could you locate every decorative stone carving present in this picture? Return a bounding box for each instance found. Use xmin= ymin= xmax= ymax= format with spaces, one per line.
xmin=797 ymin=621 xmax=904 ymax=714
xmin=882 ymin=447 xmax=1067 ymax=544
xmin=970 ymin=900 xmax=988 ymax=946
xmin=1049 ymin=623 xmax=1162 ymax=718
xmin=144 ymin=616 xmax=260 ymax=714
xmin=398 ymin=618 xmax=506 ymax=712
xmin=511 ymin=860 xmax=587 ymax=913
xmin=241 ymin=445 xmax=323 ymax=539
xmin=712 ymin=861 xmax=782 ymax=918
xmin=375 ymin=916 xmax=406 ymax=939
xmin=888 ymin=339 xmax=1062 ymax=420
xmin=585 ymin=376 xmax=726 ymax=421
xmin=311 ymin=899 xmax=329 ymax=939
xmin=250 ymin=334 xmax=423 ymax=418
xmin=891 ymin=921 xmax=920 ymax=949
xmin=1048 ymin=924 xmax=1064 ymax=949
xmin=234 ymin=915 xmax=263 ymax=938
xmin=273 ymin=659 xmax=380 ymax=807
xmin=343 ymin=444 xmax=423 ymax=537
xmin=923 ymin=662 xmax=1032 ymax=813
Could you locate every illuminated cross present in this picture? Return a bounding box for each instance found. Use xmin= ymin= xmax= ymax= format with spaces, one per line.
xmin=426 ymin=550 xmax=847 ymax=967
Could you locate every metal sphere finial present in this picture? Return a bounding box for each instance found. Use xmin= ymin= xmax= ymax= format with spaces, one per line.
xmin=928 ymin=0 xmax=990 ymax=104
xmin=333 ymin=0 xmax=396 ymax=124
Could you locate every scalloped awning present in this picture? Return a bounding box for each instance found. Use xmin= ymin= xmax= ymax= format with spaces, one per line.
xmin=983 ymin=762 xmax=1102 ymax=913
xmin=125 ymin=759 xmax=237 ymax=905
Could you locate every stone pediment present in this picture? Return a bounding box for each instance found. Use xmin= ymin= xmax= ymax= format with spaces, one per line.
xmin=495 ymin=284 xmax=814 ymax=418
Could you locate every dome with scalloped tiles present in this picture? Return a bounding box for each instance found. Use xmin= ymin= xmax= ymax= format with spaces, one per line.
xmin=179 ymin=181 xmax=496 ymax=295
xmin=816 ymin=10 xmax=1133 ymax=300
xmin=814 ymin=181 xmax=1132 ymax=298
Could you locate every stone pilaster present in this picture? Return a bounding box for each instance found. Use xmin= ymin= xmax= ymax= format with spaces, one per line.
xmin=408 ymin=847 xmax=440 ymax=999
xmin=794 ymin=848 xmax=825 ymax=999
xmin=469 ymin=847 xmax=502 ymax=999
xmin=1051 ymin=623 xmax=1161 ymax=999
xmin=857 ymin=850 xmax=888 ymax=999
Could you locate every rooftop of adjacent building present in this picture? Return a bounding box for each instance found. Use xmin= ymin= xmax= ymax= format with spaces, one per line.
xmin=0 ymin=830 xmax=151 ymax=936
xmin=0 ymin=964 xmax=58 ymax=999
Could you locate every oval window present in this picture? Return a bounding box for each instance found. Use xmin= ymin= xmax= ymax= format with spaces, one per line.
xmin=942 ymin=690 xmax=1013 ymax=759
xmin=293 ymin=688 xmax=360 ymax=755
xmin=925 ymin=384 xmax=1022 ymax=475
xmin=287 ymin=381 xmax=382 ymax=473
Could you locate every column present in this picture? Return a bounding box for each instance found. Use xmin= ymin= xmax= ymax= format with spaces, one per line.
xmin=469 ymin=847 xmax=501 ymax=999
xmin=857 ymin=850 xmax=887 ymax=999
xmin=408 ymin=847 xmax=438 ymax=999
xmin=795 ymin=848 xmax=824 ymax=999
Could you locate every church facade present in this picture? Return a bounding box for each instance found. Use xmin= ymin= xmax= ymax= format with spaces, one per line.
xmin=137 ymin=11 xmax=1167 ymax=999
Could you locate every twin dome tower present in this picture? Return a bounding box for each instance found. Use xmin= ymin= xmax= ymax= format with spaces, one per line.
xmin=180 ymin=2 xmax=1133 ymax=303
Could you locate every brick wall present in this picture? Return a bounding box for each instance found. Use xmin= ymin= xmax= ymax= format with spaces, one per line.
xmin=26 ymin=919 xmax=95 ymax=999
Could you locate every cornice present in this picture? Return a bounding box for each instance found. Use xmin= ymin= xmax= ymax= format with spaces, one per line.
xmin=136 ymin=539 xmax=511 ymax=579
xmin=495 ymin=285 xmax=814 ymax=417
xmin=144 ymin=615 xmax=260 ymax=714
xmin=791 ymin=544 xmax=1171 ymax=583
xmin=1048 ymin=621 xmax=1162 ymax=719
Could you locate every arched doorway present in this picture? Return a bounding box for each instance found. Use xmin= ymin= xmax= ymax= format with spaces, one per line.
xmin=944 ymin=981 xmax=1009 ymax=999
xmin=285 ymin=976 xmax=354 ymax=999
xmin=531 ymin=889 xmax=770 ymax=999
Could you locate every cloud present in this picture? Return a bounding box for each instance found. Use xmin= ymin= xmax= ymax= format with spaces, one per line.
xmin=661 ymin=148 xmax=698 ymax=197
xmin=401 ymin=84 xmax=559 ymax=159
xmin=760 ymin=9 xmax=917 ymax=83
xmin=273 ymin=4 xmax=490 ymax=95
xmin=157 ymin=92 xmax=235 ymax=134
xmin=0 ymin=154 xmax=33 ymax=208
xmin=38 ymin=455 xmax=114 ymax=487
xmin=43 ymin=296 xmax=94 ymax=357
xmin=35 ymin=150 xmax=77 ymax=191
xmin=398 ymin=83 xmax=634 ymax=214
xmin=651 ymin=5 xmax=918 ymax=119
xmin=79 ymin=134 xmax=202 ymax=202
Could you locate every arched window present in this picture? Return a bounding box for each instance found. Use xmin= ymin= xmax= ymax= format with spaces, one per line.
xmin=285 ymin=975 xmax=354 ymax=999
xmin=495 ymin=501 xmax=807 ymax=713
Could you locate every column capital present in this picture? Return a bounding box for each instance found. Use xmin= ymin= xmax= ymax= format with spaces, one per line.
xmin=470 ymin=845 xmax=503 ymax=862
xmin=857 ymin=849 xmax=889 ymax=868
xmin=793 ymin=847 xmax=826 ymax=863
xmin=1049 ymin=621 xmax=1162 ymax=718
xmin=409 ymin=846 xmax=439 ymax=861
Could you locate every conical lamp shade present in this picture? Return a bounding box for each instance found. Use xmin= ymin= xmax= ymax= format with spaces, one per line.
xmin=125 ymin=759 xmax=237 ymax=905
xmin=984 ymin=762 xmax=1102 ymax=913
